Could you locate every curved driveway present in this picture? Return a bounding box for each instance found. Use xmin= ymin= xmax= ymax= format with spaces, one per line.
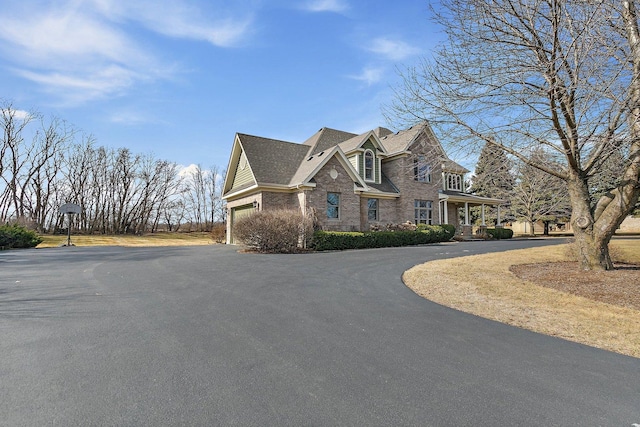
xmin=1 ymin=240 xmax=638 ymax=426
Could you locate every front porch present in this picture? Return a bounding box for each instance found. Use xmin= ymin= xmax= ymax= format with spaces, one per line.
xmin=439 ymin=191 xmax=505 ymax=239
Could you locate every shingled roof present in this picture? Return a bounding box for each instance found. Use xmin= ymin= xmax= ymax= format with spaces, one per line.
xmin=227 ymin=122 xmax=468 ymax=196
xmin=238 ymin=133 xmax=309 ymax=185
xmin=378 ymin=125 xmax=423 ymax=154
xmin=303 ymin=127 xmax=357 ymax=154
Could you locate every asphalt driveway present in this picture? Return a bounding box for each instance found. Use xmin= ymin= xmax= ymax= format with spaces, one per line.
xmin=1 ymin=240 xmax=638 ymax=426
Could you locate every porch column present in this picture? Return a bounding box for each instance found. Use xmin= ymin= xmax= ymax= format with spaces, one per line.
xmin=443 ymin=200 xmax=449 ymax=224
xmin=496 ymin=205 xmax=501 ymax=226
xmin=464 ymin=202 xmax=470 ymax=225
xmin=481 ymin=204 xmax=486 ymax=226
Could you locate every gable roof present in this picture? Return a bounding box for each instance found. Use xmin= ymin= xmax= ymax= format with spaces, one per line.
xmin=289 ymin=146 xmax=366 ymax=188
xmin=303 ymin=127 xmax=357 ymax=154
xmin=238 ymin=133 xmax=310 ymax=185
xmin=373 ymin=127 xmax=393 ymax=138
xmin=338 ymin=130 xmax=387 ymax=155
xmin=379 ymin=122 xmax=470 ymax=173
xmin=224 ymin=122 xmax=470 ymax=199
xmin=378 ymin=124 xmax=424 ymax=154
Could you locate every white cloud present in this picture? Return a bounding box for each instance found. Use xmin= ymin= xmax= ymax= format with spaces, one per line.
xmin=107 ymin=1 xmax=253 ymax=47
xmin=303 ymin=0 xmax=349 ymax=13
xmin=15 ymin=65 xmax=143 ymax=105
xmin=178 ymin=163 xmax=222 ymax=183
xmin=368 ymin=37 xmax=421 ymax=61
xmin=178 ymin=163 xmax=201 ymax=179
xmin=349 ymin=67 xmax=384 ymax=86
xmin=3 ymin=11 xmax=141 ymax=67
xmin=4 ymin=109 xmax=32 ymax=121
xmin=0 ymin=0 xmax=253 ymax=104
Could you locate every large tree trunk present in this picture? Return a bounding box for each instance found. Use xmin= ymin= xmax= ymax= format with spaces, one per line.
xmin=567 ymin=174 xmax=615 ymax=270
xmin=563 ymin=1 xmax=640 ymax=271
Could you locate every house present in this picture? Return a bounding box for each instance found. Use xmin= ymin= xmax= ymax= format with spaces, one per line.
xmin=222 ymin=122 xmax=504 ymax=244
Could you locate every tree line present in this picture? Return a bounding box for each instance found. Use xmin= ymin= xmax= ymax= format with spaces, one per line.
xmin=468 ymin=141 xmax=631 ymax=235
xmin=1 ymin=102 xmax=225 ymax=234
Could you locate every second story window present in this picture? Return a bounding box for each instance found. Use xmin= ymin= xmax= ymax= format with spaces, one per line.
xmin=414 ymin=155 xmax=431 ymax=182
xmin=364 ymin=150 xmax=374 ymax=181
xmin=446 ymin=173 xmax=463 ymax=191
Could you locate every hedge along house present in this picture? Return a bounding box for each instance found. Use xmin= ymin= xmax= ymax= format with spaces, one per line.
xmin=222 ymin=122 xmax=504 ymax=244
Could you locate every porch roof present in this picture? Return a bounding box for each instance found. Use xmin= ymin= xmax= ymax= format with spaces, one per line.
xmin=439 ymin=191 xmax=505 ymax=206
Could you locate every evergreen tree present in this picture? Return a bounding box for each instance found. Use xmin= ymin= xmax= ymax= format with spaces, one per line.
xmin=469 ymin=142 xmax=515 ymax=224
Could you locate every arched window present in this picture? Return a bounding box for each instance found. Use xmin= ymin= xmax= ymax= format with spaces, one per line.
xmin=446 ymin=173 xmax=462 ymax=191
xmin=364 ymin=150 xmax=374 ymax=181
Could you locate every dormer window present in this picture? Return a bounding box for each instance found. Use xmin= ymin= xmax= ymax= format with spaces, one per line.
xmin=364 ymin=150 xmax=375 ymax=181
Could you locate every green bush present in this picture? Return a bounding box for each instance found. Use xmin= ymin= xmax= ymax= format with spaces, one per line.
xmin=486 ymin=227 xmax=514 ymax=240
xmin=312 ymin=224 xmax=454 ymax=251
xmin=0 ymin=224 xmax=42 ymax=249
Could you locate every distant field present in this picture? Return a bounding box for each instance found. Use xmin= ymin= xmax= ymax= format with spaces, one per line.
xmin=37 ymin=232 xmax=214 ymax=248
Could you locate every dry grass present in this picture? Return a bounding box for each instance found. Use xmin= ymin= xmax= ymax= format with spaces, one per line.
xmin=403 ymin=238 xmax=640 ymax=358
xmin=37 ymin=232 xmax=214 ymax=248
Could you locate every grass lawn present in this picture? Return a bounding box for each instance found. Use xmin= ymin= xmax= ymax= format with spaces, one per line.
xmin=403 ymin=238 xmax=640 ymax=358
xmin=37 ymin=232 xmax=214 ymax=248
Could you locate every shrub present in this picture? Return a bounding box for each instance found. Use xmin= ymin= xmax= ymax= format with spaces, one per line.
xmin=420 ymin=223 xmax=456 ymax=240
xmin=370 ymin=221 xmax=417 ymax=232
xmin=234 ymin=209 xmax=313 ymax=253
xmin=312 ymin=224 xmax=454 ymax=251
xmin=486 ymin=227 xmax=514 ymax=240
xmin=0 ymin=224 xmax=42 ymax=249
xmin=210 ymin=222 xmax=226 ymax=243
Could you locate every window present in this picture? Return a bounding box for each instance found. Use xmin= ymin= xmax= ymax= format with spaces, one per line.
xmin=446 ymin=173 xmax=462 ymax=191
xmin=327 ymin=192 xmax=340 ymax=219
xmin=414 ymin=200 xmax=433 ymax=225
xmin=414 ymin=155 xmax=431 ymax=182
xmin=364 ymin=150 xmax=374 ymax=181
xmin=367 ymin=198 xmax=378 ymax=221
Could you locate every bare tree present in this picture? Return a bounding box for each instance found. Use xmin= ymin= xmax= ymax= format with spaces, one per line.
xmin=206 ymin=165 xmax=226 ymax=225
xmin=388 ymin=0 xmax=640 ymax=270
xmin=27 ymin=116 xmax=73 ymax=231
xmin=512 ymin=149 xmax=571 ymax=235
xmin=1 ymin=99 xmax=205 ymax=236
xmin=183 ymin=164 xmax=210 ymax=231
xmin=0 ymin=102 xmax=36 ymax=223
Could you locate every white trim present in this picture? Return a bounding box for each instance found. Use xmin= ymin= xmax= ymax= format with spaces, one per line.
xmin=364 ymin=149 xmax=375 ymax=182
xmin=298 ymin=146 xmax=368 ymax=189
xmin=222 ymin=183 xmax=259 ymax=201
xmin=464 ymin=202 xmax=470 ymax=225
xmin=359 ymin=190 xmax=399 ymax=199
xmin=438 ymin=192 xmax=504 ymax=205
xmin=443 ymin=199 xmax=449 ymax=224
xmin=223 ymin=182 xmax=317 ymax=201
xmin=222 ymin=135 xmax=258 ymax=195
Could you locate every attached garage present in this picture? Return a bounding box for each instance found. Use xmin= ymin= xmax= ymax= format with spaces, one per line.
xmin=229 ymin=204 xmax=255 ymax=244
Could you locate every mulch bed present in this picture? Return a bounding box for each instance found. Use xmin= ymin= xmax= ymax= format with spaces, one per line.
xmin=509 ymin=262 xmax=640 ymax=311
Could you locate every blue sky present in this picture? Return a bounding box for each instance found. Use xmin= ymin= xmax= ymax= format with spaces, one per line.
xmin=0 ymin=0 xmax=441 ymax=170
